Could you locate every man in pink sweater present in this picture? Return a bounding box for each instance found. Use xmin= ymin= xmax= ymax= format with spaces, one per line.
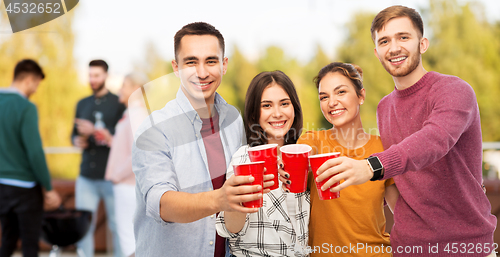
xmin=315 ymin=5 xmax=497 ymax=256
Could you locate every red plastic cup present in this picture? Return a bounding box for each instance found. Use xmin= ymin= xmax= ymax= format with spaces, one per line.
xmin=248 ymin=144 xmax=279 ymax=190
xmin=280 ymin=144 xmax=312 ymax=193
xmin=93 ymin=130 xmax=107 ymax=145
xmin=233 ymin=161 xmax=265 ymax=208
xmin=309 ymin=152 xmax=341 ymax=200
xmin=94 ymin=130 xmax=105 ymax=141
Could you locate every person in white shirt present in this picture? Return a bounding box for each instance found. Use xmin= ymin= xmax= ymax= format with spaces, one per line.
xmin=216 ymin=70 xmax=310 ymax=256
xmin=101 ymin=72 xmax=149 ymax=257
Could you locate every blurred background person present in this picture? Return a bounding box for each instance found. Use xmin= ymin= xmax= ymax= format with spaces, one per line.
xmin=101 ymin=72 xmax=149 ymax=257
xmin=71 ymin=60 xmax=125 ymax=257
xmin=0 ymin=59 xmax=61 ymax=257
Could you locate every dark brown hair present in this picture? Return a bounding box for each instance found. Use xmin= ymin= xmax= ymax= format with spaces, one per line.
xmin=174 ymin=22 xmax=225 ymax=61
xmin=371 ymin=5 xmax=424 ymax=42
xmin=313 ymin=62 xmax=364 ymax=97
xmin=89 ymin=59 xmax=108 ymax=72
xmin=14 ymin=59 xmax=45 ymax=81
xmin=244 ymin=71 xmax=303 ymax=147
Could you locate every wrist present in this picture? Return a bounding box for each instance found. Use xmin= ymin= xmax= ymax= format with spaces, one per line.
xmin=366 ymin=156 xmax=384 ymax=181
xmin=212 ymin=188 xmax=224 ymax=213
xmin=364 ymin=160 xmax=373 ymax=180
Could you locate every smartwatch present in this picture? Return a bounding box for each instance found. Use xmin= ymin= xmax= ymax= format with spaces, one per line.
xmin=366 ymin=156 xmax=384 ymax=181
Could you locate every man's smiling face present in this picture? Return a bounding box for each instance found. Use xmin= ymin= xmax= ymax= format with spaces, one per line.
xmin=374 ymin=17 xmax=424 ymax=77
xmin=172 ymin=34 xmax=227 ymax=104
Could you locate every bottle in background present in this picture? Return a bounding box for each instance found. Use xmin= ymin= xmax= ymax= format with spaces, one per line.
xmin=94 ymin=111 xmax=106 ymax=145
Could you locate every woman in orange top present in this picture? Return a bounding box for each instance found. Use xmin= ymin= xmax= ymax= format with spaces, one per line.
xmin=280 ymin=62 xmax=399 ymax=256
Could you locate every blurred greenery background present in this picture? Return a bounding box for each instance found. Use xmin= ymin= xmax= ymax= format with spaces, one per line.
xmin=0 ymin=0 xmax=499 ymax=179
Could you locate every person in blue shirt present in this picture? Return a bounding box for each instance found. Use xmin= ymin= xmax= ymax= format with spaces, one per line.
xmin=132 ymin=22 xmax=272 ymax=257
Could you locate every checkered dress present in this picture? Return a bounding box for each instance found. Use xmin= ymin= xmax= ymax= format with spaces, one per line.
xmin=216 ymin=146 xmax=311 ymax=257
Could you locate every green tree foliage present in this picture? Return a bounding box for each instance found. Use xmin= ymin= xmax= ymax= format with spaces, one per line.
xmin=132 ymin=42 xmax=179 ymax=114
xmin=133 ymin=41 xmax=173 ymax=81
xmin=425 ymin=0 xmax=500 ymax=141
xmin=301 ymin=45 xmax=332 ymax=130
xmin=219 ymin=45 xmax=258 ymax=113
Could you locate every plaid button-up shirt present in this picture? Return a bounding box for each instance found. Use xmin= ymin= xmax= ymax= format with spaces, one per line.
xmin=216 ymin=145 xmax=311 ymax=257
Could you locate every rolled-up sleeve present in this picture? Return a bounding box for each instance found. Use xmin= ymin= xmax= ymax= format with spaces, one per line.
xmin=215 ymin=145 xmax=251 ymax=237
xmin=146 ymin=183 xmax=176 ymax=225
xmin=133 ymin=123 xmax=179 ymax=225
xmin=215 ymin=211 xmax=250 ymax=238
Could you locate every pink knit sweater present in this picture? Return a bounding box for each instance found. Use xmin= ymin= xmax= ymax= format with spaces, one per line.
xmin=372 ymin=71 xmax=496 ymax=256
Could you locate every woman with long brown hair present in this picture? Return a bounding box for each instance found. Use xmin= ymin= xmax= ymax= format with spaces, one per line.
xmin=216 ymin=70 xmax=310 ymax=256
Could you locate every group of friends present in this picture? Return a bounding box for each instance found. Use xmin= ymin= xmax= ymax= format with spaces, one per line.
xmin=0 ymin=4 xmax=496 ymax=257
xmin=132 ymin=4 xmax=496 ymax=257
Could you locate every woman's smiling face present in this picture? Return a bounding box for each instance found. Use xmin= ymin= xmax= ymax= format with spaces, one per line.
xmin=259 ymin=83 xmax=295 ymax=141
xmin=318 ymin=72 xmax=365 ymax=129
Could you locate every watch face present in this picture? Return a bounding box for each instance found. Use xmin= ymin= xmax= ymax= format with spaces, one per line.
xmin=369 ymin=157 xmax=383 ymax=171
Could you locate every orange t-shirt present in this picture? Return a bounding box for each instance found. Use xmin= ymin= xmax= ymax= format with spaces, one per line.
xmin=297 ymin=130 xmax=394 ymax=256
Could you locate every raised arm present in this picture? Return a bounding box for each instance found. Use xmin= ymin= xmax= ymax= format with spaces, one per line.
xmin=159 ymin=175 xmax=263 ymax=223
xmin=161 ymin=155 xmax=274 ymax=224
xmin=316 ymin=79 xmax=479 ymax=192
xmin=373 ymin=79 xmax=478 ymax=179
xmin=133 ymin=126 xmax=263 ymax=225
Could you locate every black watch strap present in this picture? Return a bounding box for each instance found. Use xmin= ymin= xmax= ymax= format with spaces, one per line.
xmin=367 ymin=156 xmax=383 ymax=181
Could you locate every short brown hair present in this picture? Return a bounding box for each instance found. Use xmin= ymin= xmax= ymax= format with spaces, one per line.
xmin=174 ymin=22 xmax=225 ymax=61
xmin=89 ymin=59 xmax=108 ymax=72
xmin=371 ymin=5 xmax=424 ymax=42
xmin=244 ymin=71 xmax=303 ymax=147
xmin=313 ymin=62 xmax=364 ymax=98
xmin=14 ymin=59 xmax=45 ymax=81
